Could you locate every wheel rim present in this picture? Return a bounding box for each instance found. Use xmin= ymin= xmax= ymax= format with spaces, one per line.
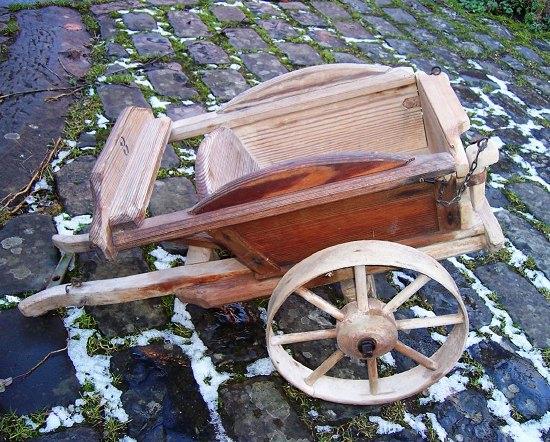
xmin=266 ymin=240 xmax=468 ymax=405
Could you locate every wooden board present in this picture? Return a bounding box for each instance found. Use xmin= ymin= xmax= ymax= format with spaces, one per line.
xmin=193 ymin=151 xmax=412 ymax=213
xmin=220 ymin=63 xmax=391 ymax=113
xmin=89 ymin=107 xmax=171 ymax=259
xmin=226 ymin=182 xmax=446 ymax=268
xmin=416 ymin=72 xmax=470 ymax=176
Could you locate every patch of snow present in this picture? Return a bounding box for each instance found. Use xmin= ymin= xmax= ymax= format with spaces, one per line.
xmin=149 ymin=246 xmax=184 ymax=270
xmin=149 ymin=96 xmax=171 ymax=110
xmin=404 ymin=412 xmax=426 ymax=438
xmin=53 ymin=214 xmax=92 ymax=236
xmin=315 ymin=425 xmax=332 ymax=433
xmin=96 ymin=114 xmax=109 ymax=129
xmin=426 ymin=413 xmax=447 ymax=441
xmin=369 ymin=416 xmax=404 ymax=434
xmin=380 ymin=351 xmax=395 ymax=366
xmin=245 ymin=357 xmax=275 ymax=377
xmin=419 ymin=371 xmax=468 ymax=404
xmin=410 ymin=305 xmax=435 ymax=317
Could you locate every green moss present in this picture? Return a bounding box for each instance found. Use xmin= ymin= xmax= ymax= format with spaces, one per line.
xmin=460 ymin=352 xmax=486 ymax=390
xmin=169 ymin=323 xmax=193 ymax=339
xmin=422 ymin=415 xmax=440 ymax=442
xmin=380 ymin=401 xmax=406 ymax=425
xmin=540 ymin=288 xmax=550 ymax=302
xmin=103 ymin=418 xmax=127 ymax=442
xmin=161 ymin=295 xmax=175 ymax=317
xmin=82 ymin=13 xmax=100 ymax=35
xmin=74 ymin=312 xmax=98 ymax=329
xmin=542 ymin=348 xmax=550 ymax=366
xmin=0 ymin=18 xmax=19 ymax=37
xmin=0 ymin=411 xmax=46 ymax=441
xmin=82 ymin=392 xmax=103 ymax=426
xmin=114 ymin=31 xmax=133 ymax=48
xmin=105 ymin=73 xmax=134 ymax=85
xmin=63 ymin=94 xmax=103 ymax=141
xmin=86 ymin=332 xmax=123 ymax=356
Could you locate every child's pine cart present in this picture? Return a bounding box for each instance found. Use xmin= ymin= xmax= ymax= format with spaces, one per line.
xmin=20 ymin=64 xmax=504 ymax=405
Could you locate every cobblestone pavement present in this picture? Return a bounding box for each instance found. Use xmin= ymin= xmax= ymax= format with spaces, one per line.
xmin=0 ymin=0 xmax=549 ymax=441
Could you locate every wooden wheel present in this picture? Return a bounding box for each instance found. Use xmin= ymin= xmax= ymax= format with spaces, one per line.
xmin=266 ymin=240 xmax=468 ymax=405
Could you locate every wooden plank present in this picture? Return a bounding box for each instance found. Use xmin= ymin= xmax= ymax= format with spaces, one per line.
xmin=109 ymin=116 xmax=172 ymax=228
xmin=112 ymin=153 xmax=456 ymax=251
xmin=19 ymin=233 xmax=488 ymax=316
xmin=235 ymin=83 xmax=427 ymax=166
xmin=230 ymin=182 xmax=441 ymax=266
xmin=89 ymin=107 xmax=154 ymax=259
xmin=169 ymin=67 xmax=417 ymax=142
xmin=193 ymin=152 xmax=412 ymax=213
xmin=220 ymin=63 xmax=392 ymax=113
xmin=416 ymin=71 xmax=470 ymax=176
xmin=195 ymin=127 xmax=259 ymax=199
xmin=209 ymin=227 xmax=282 ymax=278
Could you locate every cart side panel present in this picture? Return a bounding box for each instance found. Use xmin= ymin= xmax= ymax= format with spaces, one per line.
xmin=214 ymin=181 xmax=460 ymax=275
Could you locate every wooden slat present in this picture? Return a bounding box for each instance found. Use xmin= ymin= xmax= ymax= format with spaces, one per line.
xmin=416 ymin=71 xmax=470 ymax=176
xmin=193 ymin=152 xmax=411 ymax=213
xmin=271 ymin=328 xmax=338 ymax=346
xmin=89 ymin=107 xmax=154 ymax=258
xmin=108 ymin=116 xmax=172 ymax=229
xmin=220 ymin=63 xmax=392 ymax=113
xmin=195 ymin=127 xmax=259 ymax=199
xmin=20 ymin=233 xmax=488 ymax=316
xmin=169 ymin=67 xmax=416 ymax=142
xmin=235 ymin=83 xmax=427 ymax=167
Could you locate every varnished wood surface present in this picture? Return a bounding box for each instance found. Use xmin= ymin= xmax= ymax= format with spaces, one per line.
xmin=193 ymin=152 xmax=412 ymax=213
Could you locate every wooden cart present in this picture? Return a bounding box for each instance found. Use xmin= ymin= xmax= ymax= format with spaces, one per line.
xmin=19 ymin=64 xmax=504 ymax=405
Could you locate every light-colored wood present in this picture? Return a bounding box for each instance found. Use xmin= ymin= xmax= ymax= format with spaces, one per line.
xmin=271 ymin=329 xmax=338 ymax=346
xmin=305 ymin=350 xmax=345 ymax=386
xmin=354 ymin=265 xmax=369 ymax=312
xmin=465 ymin=138 xmax=499 ymax=175
xmin=396 ymin=313 xmax=463 ymax=330
xmin=474 ymin=198 xmax=505 ymax=251
xmin=195 ymin=127 xmax=259 ymax=199
xmin=185 ymin=245 xmax=214 ymax=265
xmin=169 ymin=67 xmax=417 ymax=143
xmin=26 ymin=232 xmax=489 ymax=317
xmin=295 ymin=287 xmax=345 ymax=321
xmin=416 ymin=71 xmax=470 ymax=177
xmin=393 ymin=341 xmax=438 ymax=370
xmin=266 ymin=240 xmax=468 ymax=405
xmin=220 ymin=64 xmax=391 ymax=113
xmin=367 ymin=358 xmax=379 ymax=394
xmin=109 ymin=116 xmax=172 ymax=228
xmin=89 ymin=107 xmax=154 ymax=259
xmin=382 ymin=274 xmax=431 ymax=314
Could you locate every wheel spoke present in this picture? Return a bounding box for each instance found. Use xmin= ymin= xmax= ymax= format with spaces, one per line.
xmin=295 ymin=287 xmax=345 ymax=321
xmin=366 ymin=274 xmax=377 ymax=299
xmin=354 ymin=265 xmax=369 ymax=311
xmin=271 ymin=328 xmax=337 ymax=346
xmin=396 ymin=313 xmax=463 ymax=330
xmin=367 ymin=358 xmax=379 ymax=394
xmin=394 ymin=341 xmax=438 ymax=371
xmin=305 ymin=350 xmax=345 ymax=386
xmin=382 ymin=274 xmax=431 ymax=314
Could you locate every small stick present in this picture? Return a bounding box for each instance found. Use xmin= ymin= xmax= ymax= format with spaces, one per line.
xmin=0 ymin=86 xmax=80 ymax=102
xmin=12 ymin=346 xmax=68 ymax=381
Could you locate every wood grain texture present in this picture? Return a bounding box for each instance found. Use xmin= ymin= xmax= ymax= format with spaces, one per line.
xmin=112 ymin=153 xmax=456 ymax=251
xmin=169 ymin=67 xmax=417 ymax=142
xmin=230 ymin=182 xmax=441 ymax=266
xmin=19 ymin=232 xmax=488 ymax=316
xmin=109 ymin=116 xmax=172 ymax=228
xmin=193 ymin=152 xmax=412 ymax=213
xmin=220 ymin=63 xmax=392 ymax=113
xmin=416 ymin=71 xmax=470 ymax=176
xmin=89 ymin=106 xmax=154 ymax=259
xmin=195 ymin=127 xmax=259 ymax=199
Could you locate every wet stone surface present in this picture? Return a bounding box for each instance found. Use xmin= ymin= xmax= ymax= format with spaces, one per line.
xmin=97 ymin=84 xmax=149 ymax=120
xmin=277 ymin=42 xmax=323 ymax=66
xmin=475 ymin=262 xmax=550 ymax=348
xmin=0 ymin=213 xmax=58 ymax=295
xmin=201 ymin=68 xmax=249 ymax=101
xmin=146 ymin=66 xmax=196 ymax=99
xmin=32 ymin=426 xmax=101 ymax=441
xmin=111 ymin=344 xmax=216 ymax=440
xmin=122 ymin=11 xmax=157 ymax=31
xmin=0 ymin=309 xmax=80 ymax=415
xmin=54 ymin=156 xmax=95 ymax=216
xmin=132 ymin=32 xmax=174 ymax=57
xmin=241 ymin=52 xmax=288 ymax=81
xmin=219 ymin=377 xmax=310 ymax=442
xmin=224 ymin=27 xmax=267 ymax=51
xmin=167 ymin=10 xmax=208 ymax=38
xmin=187 ymin=41 xmax=229 ymax=65
xmin=211 ymin=4 xmax=246 ymax=23
xmin=469 ymin=340 xmax=550 ymax=420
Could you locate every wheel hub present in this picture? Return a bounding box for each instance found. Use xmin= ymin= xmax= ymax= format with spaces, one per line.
xmin=336 ymin=299 xmax=397 ymax=359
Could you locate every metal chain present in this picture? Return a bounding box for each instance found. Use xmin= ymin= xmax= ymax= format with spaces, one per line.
xmin=435 ymin=137 xmax=489 ymax=207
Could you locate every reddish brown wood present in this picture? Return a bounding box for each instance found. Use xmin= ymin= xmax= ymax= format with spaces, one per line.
xmin=209 ymin=227 xmax=282 ymax=277
xmin=434 ymin=177 xmax=461 ymax=232
xmin=230 ymin=182 xmax=440 ymax=266
xmin=111 ymin=153 xmax=456 ymax=252
xmin=192 ymin=152 xmax=412 ymax=213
